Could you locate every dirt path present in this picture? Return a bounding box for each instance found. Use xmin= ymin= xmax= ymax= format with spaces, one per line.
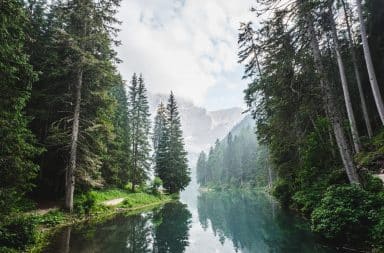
xmin=102 ymin=198 xmax=125 ymax=206
xmin=376 ymin=173 xmax=384 ymax=183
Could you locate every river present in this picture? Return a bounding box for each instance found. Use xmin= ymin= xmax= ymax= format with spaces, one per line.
xmin=44 ymin=178 xmax=343 ymax=253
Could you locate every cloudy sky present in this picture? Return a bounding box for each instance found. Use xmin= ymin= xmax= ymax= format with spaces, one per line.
xmin=115 ymin=0 xmax=255 ymax=111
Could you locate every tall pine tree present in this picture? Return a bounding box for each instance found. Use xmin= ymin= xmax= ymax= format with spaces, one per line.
xmin=128 ymin=73 xmax=151 ymax=191
xmin=155 ymin=92 xmax=190 ymax=193
xmin=0 ymin=0 xmax=41 ymax=216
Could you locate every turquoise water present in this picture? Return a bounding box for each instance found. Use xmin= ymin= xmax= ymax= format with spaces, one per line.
xmin=45 ymin=188 xmax=341 ymax=253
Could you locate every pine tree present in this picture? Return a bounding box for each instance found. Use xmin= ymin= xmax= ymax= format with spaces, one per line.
xmin=196 ymin=151 xmax=207 ymax=186
xmin=0 ymin=0 xmax=41 ymax=216
xmin=128 ymin=73 xmax=151 ymax=191
xmin=165 ymin=92 xmax=190 ymax=193
xmin=102 ymin=76 xmax=131 ymax=187
xmin=154 ymin=92 xmax=190 ymax=193
xmin=153 ymin=102 xmax=168 ymax=180
xmin=42 ymin=0 xmax=122 ymax=211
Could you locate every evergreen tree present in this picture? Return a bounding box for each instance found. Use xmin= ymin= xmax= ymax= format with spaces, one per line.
xmin=155 ymin=92 xmax=190 ymax=193
xmin=196 ymin=151 xmax=207 ymax=186
xmin=128 ymin=73 xmax=151 ymax=191
xmin=0 ymin=0 xmax=41 ymax=216
xmin=102 ymin=77 xmax=131 ymax=187
xmin=31 ymin=0 xmax=122 ymax=211
xmin=165 ymin=92 xmax=190 ymax=193
xmin=153 ymin=102 xmax=168 ymax=181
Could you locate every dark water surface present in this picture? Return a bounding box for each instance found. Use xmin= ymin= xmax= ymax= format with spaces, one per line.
xmin=44 ymin=187 xmax=341 ymax=253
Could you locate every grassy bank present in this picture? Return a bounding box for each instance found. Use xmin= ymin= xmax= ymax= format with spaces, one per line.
xmin=1 ymin=189 xmax=175 ymax=253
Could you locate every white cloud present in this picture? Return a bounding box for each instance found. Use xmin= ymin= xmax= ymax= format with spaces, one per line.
xmin=116 ymin=0 xmax=254 ymax=109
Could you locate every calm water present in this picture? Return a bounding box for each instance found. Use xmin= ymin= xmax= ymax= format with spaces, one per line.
xmin=45 ymin=184 xmax=341 ymax=253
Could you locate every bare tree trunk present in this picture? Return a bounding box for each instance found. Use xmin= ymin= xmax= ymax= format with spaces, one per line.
xmin=328 ymin=1 xmax=361 ymax=153
xmin=301 ymin=2 xmax=360 ymax=184
xmin=354 ymin=0 xmax=384 ymax=125
xmin=65 ymin=69 xmax=83 ymax=212
xmin=342 ymin=0 xmax=373 ymax=138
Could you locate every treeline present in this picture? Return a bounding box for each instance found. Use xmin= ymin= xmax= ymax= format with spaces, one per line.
xmin=0 ymin=0 xmax=190 ymax=220
xmin=238 ymin=0 xmax=384 ymax=249
xmin=196 ymin=117 xmax=271 ymax=188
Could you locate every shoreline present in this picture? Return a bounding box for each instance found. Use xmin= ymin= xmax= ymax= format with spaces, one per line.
xmin=27 ymin=196 xmax=174 ymax=253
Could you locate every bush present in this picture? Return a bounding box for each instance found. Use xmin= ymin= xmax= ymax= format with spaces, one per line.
xmin=74 ymin=191 xmax=97 ymax=215
xmin=0 ymin=216 xmax=37 ymax=250
xmin=151 ymin=177 xmax=163 ymax=194
xmin=124 ymin=182 xmax=133 ymax=191
xmin=272 ymin=179 xmax=292 ymax=206
xmin=371 ymin=208 xmax=384 ymax=250
xmin=33 ymin=210 xmax=65 ymax=227
xmin=311 ymin=185 xmax=380 ymax=245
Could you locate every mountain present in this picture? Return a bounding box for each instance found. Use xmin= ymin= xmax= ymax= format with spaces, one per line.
xmin=149 ymin=93 xmax=244 ymax=164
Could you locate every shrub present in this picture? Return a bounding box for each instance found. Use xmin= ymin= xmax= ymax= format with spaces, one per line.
xmin=0 ymin=216 xmax=37 ymax=250
xmin=74 ymin=191 xmax=97 ymax=215
xmin=33 ymin=210 xmax=65 ymax=227
xmin=311 ymin=185 xmax=378 ymax=245
xmin=272 ymin=179 xmax=292 ymax=206
xmin=151 ymin=177 xmax=163 ymax=194
xmin=371 ymin=208 xmax=384 ymax=250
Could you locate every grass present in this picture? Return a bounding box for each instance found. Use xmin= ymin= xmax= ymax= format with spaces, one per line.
xmin=89 ymin=188 xmax=131 ymax=203
xmin=120 ymin=192 xmax=168 ymax=208
xmin=8 ymin=189 xmax=174 ymax=252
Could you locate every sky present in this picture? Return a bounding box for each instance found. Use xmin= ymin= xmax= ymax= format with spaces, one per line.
xmin=115 ymin=0 xmax=255 ymax=111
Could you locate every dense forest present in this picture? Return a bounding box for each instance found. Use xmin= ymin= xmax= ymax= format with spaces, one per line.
xmin=235 ymin=0 xmax=384 ymax=250
xmin=196 ymin=116 xmax=271 ymax=188
xmin=0 ymin=1 xmax=190 ymax=251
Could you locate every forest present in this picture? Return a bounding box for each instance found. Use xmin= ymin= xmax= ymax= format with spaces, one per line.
xmin=196 ymin=116 xmax=272 ymax=188
xmin=0 ymin=0 xmax=190 ymax=252
xmin=237 ymin=0 xmax=384 ymax=250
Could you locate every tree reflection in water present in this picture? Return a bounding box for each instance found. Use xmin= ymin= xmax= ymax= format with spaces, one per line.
xmin=45 ymin=202 xmax=192 ymax=253
xmin=197 ymin=191 xmax=337 ymax=253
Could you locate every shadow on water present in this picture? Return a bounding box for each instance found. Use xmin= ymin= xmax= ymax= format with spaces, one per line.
xmin=45 ymin=191 xmax=343 ymax=253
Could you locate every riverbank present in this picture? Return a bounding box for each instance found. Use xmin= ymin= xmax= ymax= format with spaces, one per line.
xmin=1 ymin=189 xmax=175 ymax=253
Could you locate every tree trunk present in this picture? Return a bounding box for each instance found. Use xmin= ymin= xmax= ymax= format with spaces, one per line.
xmin=301 ymin=2 xmax=360 ymax=184
xmin=342 ymin=0 xmax=373 ymax=138
xmin=354 ymin=0 xmax=384 ymax=125
xmin=65 ymin=69 xmax=83 ymax=212
xmin=328 ymin=2 xmax=361 ymax=153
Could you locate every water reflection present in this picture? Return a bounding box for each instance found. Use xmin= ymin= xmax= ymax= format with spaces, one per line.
xmin=45 ymin=202 xmax=192 ymax=253
xmin=197 ymin=191 xmax=336 ymax=253
xmin=45 ymin=191 xmax=340 ymax=253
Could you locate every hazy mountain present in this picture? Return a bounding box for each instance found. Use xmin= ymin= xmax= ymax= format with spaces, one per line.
xmin=149 ymin=93 xmax=244 ymax=164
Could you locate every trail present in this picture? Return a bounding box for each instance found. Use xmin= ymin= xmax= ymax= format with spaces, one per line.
xmin=102 ymin=198 xmax=125 ymax=206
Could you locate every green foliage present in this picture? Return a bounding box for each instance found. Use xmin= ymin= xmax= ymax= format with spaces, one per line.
xmin=120 ymin=193 xmax=167 ymax=208
xmin=151 ymin=177 xmax=163 ymax=194
xmin=154 ymin=92 xmax=191 ymax=193
xmin=33 ymin=210 xmax=65 ymax=227
xmin=89 ymin=188 xmax=130 ymax=202
xmin=311 ymin=185 xmax=384 ymax=246
xmin=0 ymin=0 xmax=42 ymax=217
xmin=127 ymin=74 xmax=151 ymax=191
xmin=356 ymin=128 xmax=384 ymax=172
xmin=0 ymin=216 xmax=37 ymax=251
xmin=74 ymin=191 xmax=97 ymax=215
xmin=197 ymin=117 xmax=270 ymax=188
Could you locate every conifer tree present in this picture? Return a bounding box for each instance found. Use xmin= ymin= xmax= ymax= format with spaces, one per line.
xmin=196 ymin=151 xmax=207 ymax=186
xmin=165 ymin=92 xmax=190 ymax=193
xmin=154 ymin=92 xmax=190 ymax=193
xmin=47 ymin=0 xmax=122 ymax=211
xmin=128 ymin=73 xmax=151 ymax=191
xmin=153 ymin=102 xmax=168 ymax=179
xmin=0 ymin=0 xmax=41 ymax=216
